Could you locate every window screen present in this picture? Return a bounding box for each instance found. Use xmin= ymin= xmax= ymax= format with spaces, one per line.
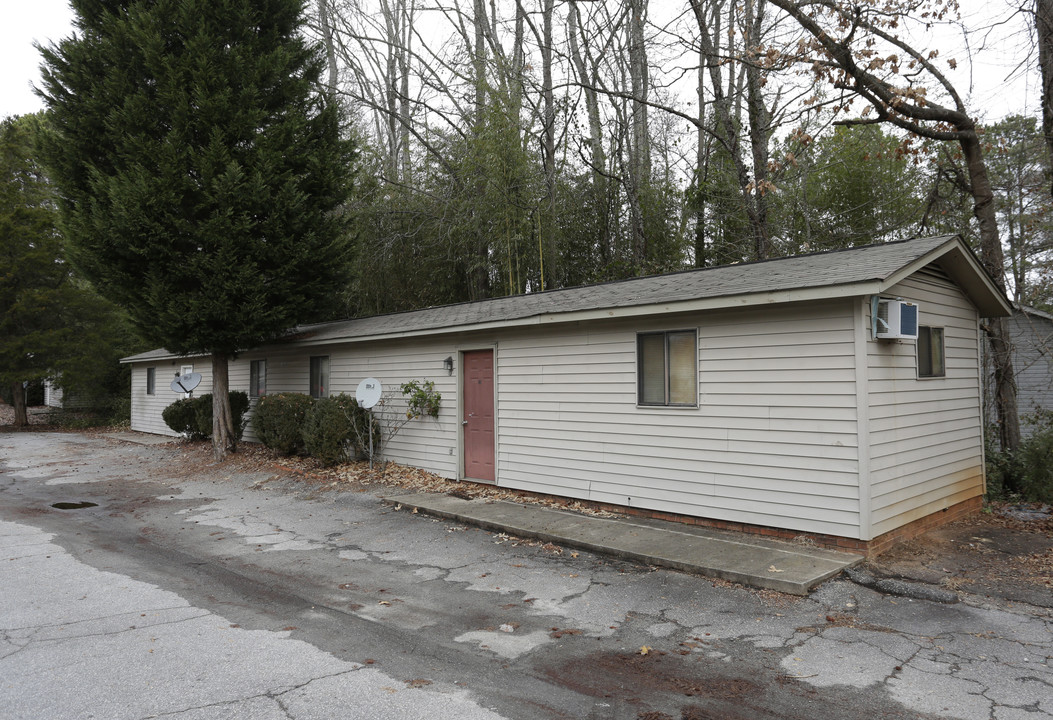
xmin=637 ymin=330 xmax=697 ymax=406
xmin=250 ymin=360 xmax=267 ymax=398
xmin=918 ymin=326 xmax=945 ymax=378
xmin=310 ymin=356 xmax=329 ymax=398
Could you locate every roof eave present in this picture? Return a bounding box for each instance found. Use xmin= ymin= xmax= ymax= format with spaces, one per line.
xmin=119 ymin=350 xmax=209 ymax=364
xmin=880 ymin=237 xmax=1011 ymax=317
xmin=276 ymin=280 xmax=886 ymax=349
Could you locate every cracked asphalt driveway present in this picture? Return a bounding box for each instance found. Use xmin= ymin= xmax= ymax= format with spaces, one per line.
xmin=1 ymin=432 xmax=1051 ymax=720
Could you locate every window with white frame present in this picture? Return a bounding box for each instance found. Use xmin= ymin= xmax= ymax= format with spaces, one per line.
xmin=146 ymin=367 xmax=156 ymax=395
xmin=918 ymin=326 xmax=946 ymax=378
xmin=250 ymin=359 xmax=267 ymax=398
xmin=637 ymin=330 xmax=698 ymax=406
xmin=309 ymin=356 xmax=329 ymax=398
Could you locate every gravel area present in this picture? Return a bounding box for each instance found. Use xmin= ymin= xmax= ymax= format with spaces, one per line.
xmin=0 ymin=403 xmax=56 ymax=428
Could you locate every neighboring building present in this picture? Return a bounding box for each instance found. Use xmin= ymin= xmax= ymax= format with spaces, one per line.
xmin=122 ymin=235 xmax=1010 ymax=553
xmin=43 ymin=379 xmax=64 ymax=408
xmin=43 ymin=378 xmax=91 ymax=410
xmin=984 ymin=304 xmax=1053 ymax=437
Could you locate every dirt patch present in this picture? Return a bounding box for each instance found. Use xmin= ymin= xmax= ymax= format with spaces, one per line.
xmin=545 ymin=650 xmax=761 ymax=701
xmin=868 ymin=504 xmax=1053 ymax=607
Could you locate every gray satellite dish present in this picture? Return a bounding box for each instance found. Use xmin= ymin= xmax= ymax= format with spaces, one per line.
xmin=355 ymin=377 xmax=382 ymax=409
xmin=170 ymin=372 xmax=202 ymax=394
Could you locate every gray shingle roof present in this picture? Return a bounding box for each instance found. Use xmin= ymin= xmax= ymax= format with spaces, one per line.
xmin=287 ymin=235 xmax=958 ymax=343
xmin=123 ymin=235 xmax=1002 ymax=362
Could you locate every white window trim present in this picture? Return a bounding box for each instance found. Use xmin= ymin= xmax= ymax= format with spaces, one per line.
xmin=636 ymin=329 xmax=699 ymax=408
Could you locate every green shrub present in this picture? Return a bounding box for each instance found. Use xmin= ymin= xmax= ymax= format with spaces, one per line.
xmin=162 ymin=392 xmax=249 ymax=440
xmin=253 ymin=393 xmax=314 ymax=455
xmin=401 ymin=379 xmax=441 ymax=419
xmin=162 ymin=398 xmax=201 ymax=438
xmin=303 ymin=394 xmax=380 ymax=466
xmin=194 ymin=392 xmax=250 ymax=440
xmin=985 ymin=422 xmax=1053 ymax=503
xmin=108 ymin=396 xmax=131 ymax=426
xmin=1015 ymin=428 xmax=1053 ymax=503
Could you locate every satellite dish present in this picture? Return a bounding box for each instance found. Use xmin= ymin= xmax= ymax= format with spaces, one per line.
xmin=170 ymin=372 xmax=202 ymax=394
xmin=355 ymin=377 xmax=382 ymax=409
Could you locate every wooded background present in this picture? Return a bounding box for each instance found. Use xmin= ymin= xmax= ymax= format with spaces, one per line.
xmin=304 ymin=0 xmax=1051 ymax=317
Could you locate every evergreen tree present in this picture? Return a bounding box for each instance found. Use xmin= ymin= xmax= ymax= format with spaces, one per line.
xmin=38 ymin=0 xmax=355 ymax=457
xmin=0 ymin=113 xmax=136 ymax=425
xmin=777 ymin=126 xmax=925 ymax=253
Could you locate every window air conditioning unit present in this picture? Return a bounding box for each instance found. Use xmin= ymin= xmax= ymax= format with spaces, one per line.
xmin=875 ymin=298 xmax=919 ymax=340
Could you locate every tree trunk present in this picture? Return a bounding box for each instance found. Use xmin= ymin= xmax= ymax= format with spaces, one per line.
xmin=568 ymin=1 xmax=611 ymax=263
xmin=695 ymin=48 xmax=708 ymax=268
xmin=399 ymin=0 xmax=413 ymax=183
xmin=473 ymin=0 xmax=487 ymax=120
xmin=627 ymin=0 xmax=650 ymax=184
xmin=961 ymin=131 xmax=1021 ymax=455
xmin=317 ymin=0 xmax=339 ymax=97
xmin=743 ymin=0 xmax=772 ymax=260
xmin=690 ymin=0 xmax=771 ymax=261
xmin=540 ymin=0 xmax=555 ymax=289
xmin=211 ymin=354 xmax=236 ymax=461
xmin=10 ymin=381 xmax=27 ymax=427
xmin=1037 ymin=0 xmax=1053 ymax=196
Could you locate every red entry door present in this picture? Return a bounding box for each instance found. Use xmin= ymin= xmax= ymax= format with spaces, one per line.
xmin=462 ymin=349 xmax=495 ymax=482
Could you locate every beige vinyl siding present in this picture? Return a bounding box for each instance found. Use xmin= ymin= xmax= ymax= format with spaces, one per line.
xmin=867 ymin=269 xmax=984 ymax=537
xmin=496 ymin=299 xmax=863 ymax=538
xmin=128 ymin=357 xmax=211 ymax=436
xmin=221 ymin=341 xmax=458 ymax=477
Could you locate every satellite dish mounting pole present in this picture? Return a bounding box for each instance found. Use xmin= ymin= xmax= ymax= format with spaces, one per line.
xmin=355 ymin=377 xmax=383 ymax=473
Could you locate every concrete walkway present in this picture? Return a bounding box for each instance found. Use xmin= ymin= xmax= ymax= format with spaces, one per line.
xmin=383 ymin=492 xmax=862 ymax=595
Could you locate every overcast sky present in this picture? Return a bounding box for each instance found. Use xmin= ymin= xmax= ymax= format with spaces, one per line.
xmin=2 ymin=0 xmax=73 ymax=119
xmin=0 ymin=0 xmax=1039 ymax=123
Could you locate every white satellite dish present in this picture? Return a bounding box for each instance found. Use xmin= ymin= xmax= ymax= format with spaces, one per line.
xmin=170 ymin=372 xmax=202 ymax=394
xmin=355 ymin=377 xmax=382 ymax=409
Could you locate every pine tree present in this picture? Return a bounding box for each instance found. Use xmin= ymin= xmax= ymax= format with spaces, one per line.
xmin=38 ymin=0 xmax=356 ymax=457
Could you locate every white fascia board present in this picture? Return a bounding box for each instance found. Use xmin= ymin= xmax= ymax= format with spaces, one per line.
xmin=878 ymin=237 xmax=959 ymax=291
xmin=119 ymin=351 xmax=209 ymax=365
xmin=281 ymin=281 xmax=883 ymax=349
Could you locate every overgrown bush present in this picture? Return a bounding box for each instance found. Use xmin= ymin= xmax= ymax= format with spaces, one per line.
xmin=253 ymin=393 xmax=314 ymax=455
xmin=303 ymin=394 xmax=380 ymax=466
xmin=1014 ymin=430 xmax=1053 ymax=502
xmin=108 ymin=396 xmax=131 ymax=426
xmin=162 ymin=392 xmax=249 ymax=441
xmin=986 ymin=414 xmax=1053 ymax=503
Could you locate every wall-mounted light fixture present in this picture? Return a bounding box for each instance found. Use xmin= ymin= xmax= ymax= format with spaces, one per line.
xmin=443 ymin=356 xmax=454 ymax=375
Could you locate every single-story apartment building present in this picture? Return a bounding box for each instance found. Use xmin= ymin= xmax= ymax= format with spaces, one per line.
xmin=122 ymin=234 xmax=1010 ymax=554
